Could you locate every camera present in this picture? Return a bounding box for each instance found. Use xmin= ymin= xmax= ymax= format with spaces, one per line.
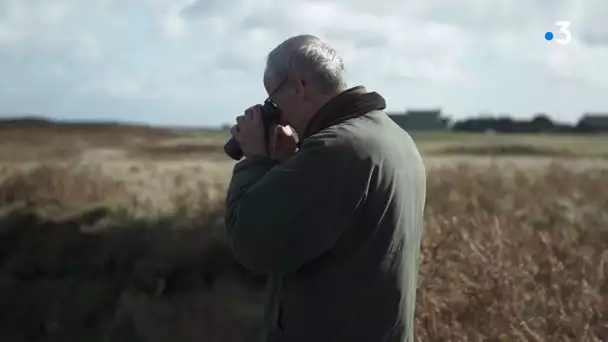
xmin=223 ymin=100 xmax=281 ymax=160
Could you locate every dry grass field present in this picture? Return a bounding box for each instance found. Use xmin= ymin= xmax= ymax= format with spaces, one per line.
xmin=0 ymin=119 xmax=607 ymax=341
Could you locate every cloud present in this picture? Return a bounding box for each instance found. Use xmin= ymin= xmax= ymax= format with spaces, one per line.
xmin=158 ymin=7 xmax=187 ymax=40
xmin=0 ymin=0 xmax=606 ymax=125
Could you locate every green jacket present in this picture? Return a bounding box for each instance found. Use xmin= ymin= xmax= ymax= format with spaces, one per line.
xmin=225 ymin=86 xmax=426 ymax=342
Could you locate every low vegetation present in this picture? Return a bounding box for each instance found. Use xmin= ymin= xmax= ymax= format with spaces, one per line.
xmin=0 ymin=121 xmax=606 ymax=341
xmin=437 ymin=144 xmax=571 ymax=156
xmin=2 ymin=119 xmax=608 ymax=162
xmin=0 ymin=155 xmax=606 ymax=341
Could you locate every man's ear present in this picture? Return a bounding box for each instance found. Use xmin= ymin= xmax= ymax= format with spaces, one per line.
xmin=291 ymin=77 xmax=306 ymax=99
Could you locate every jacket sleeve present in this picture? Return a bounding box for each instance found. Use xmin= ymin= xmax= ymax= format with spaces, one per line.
xmin=224 ymin=138 xmax=371 ymax=276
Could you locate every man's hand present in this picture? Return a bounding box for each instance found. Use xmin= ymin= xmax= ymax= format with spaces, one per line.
xmin=232 ymin=105 xmax=298 ymax=161
xmin=231 ymin=105 xmax=268 ymax=158
xmin=269 ymin=124 xmax=297 ymax=162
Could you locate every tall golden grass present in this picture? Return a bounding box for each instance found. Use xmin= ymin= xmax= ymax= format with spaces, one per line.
xmin=0 ymin=161 xmax=606 ymax=341
xmin=418 ymin=164 xmax=607 ymax=341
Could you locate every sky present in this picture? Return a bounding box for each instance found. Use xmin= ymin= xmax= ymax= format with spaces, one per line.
xmin=0 ymin=0 xmax=607 ymax=127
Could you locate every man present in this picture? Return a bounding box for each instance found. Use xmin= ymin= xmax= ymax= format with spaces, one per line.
xmin=225 ymin=34 xmax=426 ymax=342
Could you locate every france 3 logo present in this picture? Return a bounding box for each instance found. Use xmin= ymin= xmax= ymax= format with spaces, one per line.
xmin=544 ymin=21 xmax=572 ymax=45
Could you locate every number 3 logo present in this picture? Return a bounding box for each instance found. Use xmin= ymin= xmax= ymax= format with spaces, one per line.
xmin=555 ymin=21 xmax=572 ymax=45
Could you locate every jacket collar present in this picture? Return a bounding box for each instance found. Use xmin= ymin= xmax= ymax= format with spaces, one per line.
xmin=298 ymin=86 xmax=386 ymax=144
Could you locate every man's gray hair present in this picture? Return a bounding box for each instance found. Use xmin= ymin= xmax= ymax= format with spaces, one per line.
xmin=265 ymin=35 xmax=347 ymax=94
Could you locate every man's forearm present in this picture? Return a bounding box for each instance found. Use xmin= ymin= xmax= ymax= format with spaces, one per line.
xmin=226 ymin=156 xmax=277 ymax=200
xmin=224 ymin=156 xmax=276 ymax=232
xmin=223 ymin=142 xmax=369 ymax=276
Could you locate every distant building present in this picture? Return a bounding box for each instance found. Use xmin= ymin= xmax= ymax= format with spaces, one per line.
xmin=387 ymin=109 xmax=448 ymax=131
xmin=576 ymin=113 xmax=608 ymax=133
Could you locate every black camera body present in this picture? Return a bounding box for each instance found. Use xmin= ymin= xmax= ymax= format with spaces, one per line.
xmin=223 ymin=101 xmax=281 ymax=160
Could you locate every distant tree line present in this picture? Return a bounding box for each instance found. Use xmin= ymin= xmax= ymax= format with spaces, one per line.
xmin=450 ymin=114 xmax=607 ymax=133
